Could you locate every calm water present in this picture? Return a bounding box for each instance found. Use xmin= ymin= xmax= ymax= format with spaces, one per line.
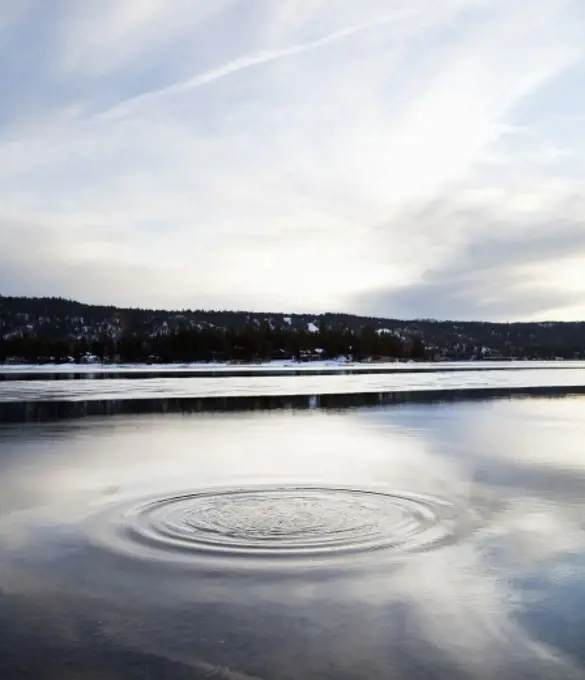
xmin=2 ymin=368 xmax=585 ymax=678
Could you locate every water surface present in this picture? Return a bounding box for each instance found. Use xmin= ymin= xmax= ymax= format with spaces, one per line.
xmin=2 ymin=393 xmax=585 ymax=678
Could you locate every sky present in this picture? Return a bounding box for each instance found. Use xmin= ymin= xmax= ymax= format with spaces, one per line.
xmin=1 ymin=0 xmax=585 ymax=321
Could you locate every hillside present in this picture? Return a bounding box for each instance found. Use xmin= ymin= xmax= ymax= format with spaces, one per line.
xmin=1 ymin=295 xmax=585 ymax=363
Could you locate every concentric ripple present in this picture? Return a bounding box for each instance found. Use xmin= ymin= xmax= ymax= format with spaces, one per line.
xmin=91 ymin=487 xmax=468 ymax=565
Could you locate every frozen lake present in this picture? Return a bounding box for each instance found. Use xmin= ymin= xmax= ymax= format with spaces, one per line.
xmin=2 ymin=361 xmax=585 ymax=423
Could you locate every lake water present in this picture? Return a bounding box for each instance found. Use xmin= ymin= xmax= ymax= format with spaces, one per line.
xmin=2 ymin=364 xmax=585 ymax=678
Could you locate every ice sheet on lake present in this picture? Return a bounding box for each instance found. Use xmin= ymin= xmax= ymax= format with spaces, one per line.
xmin=2 ymin=365 xmax=585 ymax=403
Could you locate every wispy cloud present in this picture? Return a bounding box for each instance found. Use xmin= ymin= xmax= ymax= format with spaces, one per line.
xmin=97 ymin=8 xmax=420 ymax=122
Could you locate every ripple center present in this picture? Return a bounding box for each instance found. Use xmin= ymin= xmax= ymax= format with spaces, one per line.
xmin=93 ymin=486 xmax=466 ymax=564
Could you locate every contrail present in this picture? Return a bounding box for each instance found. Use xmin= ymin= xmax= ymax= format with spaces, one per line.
xmin=96 ymin=9 xmax=417 ymax=122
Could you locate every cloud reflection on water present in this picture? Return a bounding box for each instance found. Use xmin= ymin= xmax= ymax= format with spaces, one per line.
xmin=1 ymin=398 xmax=585 ymax=678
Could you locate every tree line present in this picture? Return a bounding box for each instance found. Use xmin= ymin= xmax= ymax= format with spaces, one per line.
xmin=0 ymin=323 xmax=428 ymax=364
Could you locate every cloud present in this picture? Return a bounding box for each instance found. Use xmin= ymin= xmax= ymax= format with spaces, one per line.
xmin=96 ymin=8 xmax=419 ymax=122
xmin=0 ymin=0 xmax=584 ymax=317
xmin=54 ymin=1 xmax=227 ymax=76
xmin=355 ymin=189 xmax=585 ymax=320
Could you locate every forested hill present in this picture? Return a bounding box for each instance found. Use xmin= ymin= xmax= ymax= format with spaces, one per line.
xmin=2 ymin=295 xmax=585 ymax=363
